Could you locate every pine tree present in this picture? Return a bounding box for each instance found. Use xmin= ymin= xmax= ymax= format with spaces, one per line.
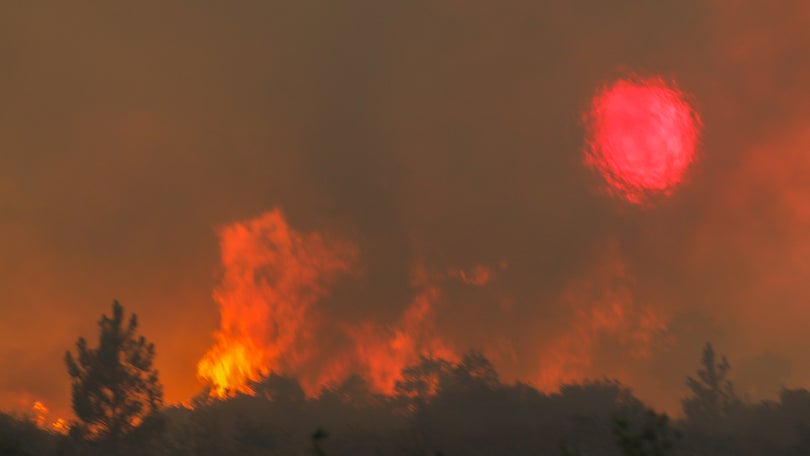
xmin=65 ymin=300 xmax=163 ymax=441
xmin=682 ymin=342 xmax=740 ymax=423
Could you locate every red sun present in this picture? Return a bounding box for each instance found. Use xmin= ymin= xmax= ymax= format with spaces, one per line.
xmin=584 ymin=75 xmax=701 ymax=204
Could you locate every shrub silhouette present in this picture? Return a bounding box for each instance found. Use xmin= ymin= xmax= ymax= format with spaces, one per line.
xmin=613 ymin=409 xmax=680 ymax=456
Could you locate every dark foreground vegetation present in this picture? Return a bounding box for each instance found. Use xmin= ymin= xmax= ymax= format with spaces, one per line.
xmin=4 ymin=302 xmax=810 ymax=455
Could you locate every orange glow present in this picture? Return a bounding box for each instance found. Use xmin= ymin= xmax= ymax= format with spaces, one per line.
xmin=197 ymin=210 xmax=459 ymax=399
xmin=198 ymin=210 xmax=664 ymax=402
xmin=197 ymin=209 xmax=358 ymax=397
xmin=32 ymin=400 xmax=68 ymax=434
xmin=51 ymin=418 xmax=68 ymax=434
xmin=33 ymin=400 xmax=48 ymax=428
xmin=533 ymin=249 xmax=668 ymax=391
xmin=449 ymin=264 xmax=493 ymax=286
xmin=349 ymin=274 xmax=458 ymax=394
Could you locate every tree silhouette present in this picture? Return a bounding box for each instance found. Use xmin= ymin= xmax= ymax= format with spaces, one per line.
xmin=395 ymin=356 xmax=452 ymax=409
xmin=446 ymin=351 xmax=500 ymax=392
xmin=65 ymin=300 xmax=163 ymax=441
xmin=250 ymin=372 xmax=306 ymax=405
xmin=682 ymin=342 xmax=740 ymax=423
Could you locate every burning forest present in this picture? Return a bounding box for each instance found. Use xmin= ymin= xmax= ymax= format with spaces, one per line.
xmin=4 ymin=1 xmax=810 ymax=455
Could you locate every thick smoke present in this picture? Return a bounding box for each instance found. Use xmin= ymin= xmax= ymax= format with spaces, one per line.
xmin=2 ymin=0 xmax=810 ymax=419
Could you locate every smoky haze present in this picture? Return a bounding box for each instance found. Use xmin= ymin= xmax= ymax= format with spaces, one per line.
xmin=1 ymin=0 xmax=809 ymax=420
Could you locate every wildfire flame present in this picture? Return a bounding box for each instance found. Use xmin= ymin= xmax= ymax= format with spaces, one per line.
xmin=198 ymin=209 xmax=666 ymax=401
xmin=533 ymin=247 xmax=668 ymax=390
xmin=197 ymin=209 xmax=458 ymax=399
xmin=348 ymin=268 xmax=458 ymax=394
xmin=197 ymin=209 xmax=358 ymax=397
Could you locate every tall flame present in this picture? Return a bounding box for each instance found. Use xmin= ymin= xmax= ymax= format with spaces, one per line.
xmin=197 ymin=209 xmax=456 ymax=398
xmin=197 ymin=209 xmax=358 ymax=397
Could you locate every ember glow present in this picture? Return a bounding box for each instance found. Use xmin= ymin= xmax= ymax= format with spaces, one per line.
xmin=33 ymin=400 xmax=48 ymax=428
xmin=584 ymin=75 xmax=702 ymax=204
xmin=32 ymin=401 xmax=67 ymax=434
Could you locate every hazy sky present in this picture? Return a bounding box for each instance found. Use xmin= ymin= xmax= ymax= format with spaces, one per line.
xmin=3 ymin=1 xmax=810 ymax=420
